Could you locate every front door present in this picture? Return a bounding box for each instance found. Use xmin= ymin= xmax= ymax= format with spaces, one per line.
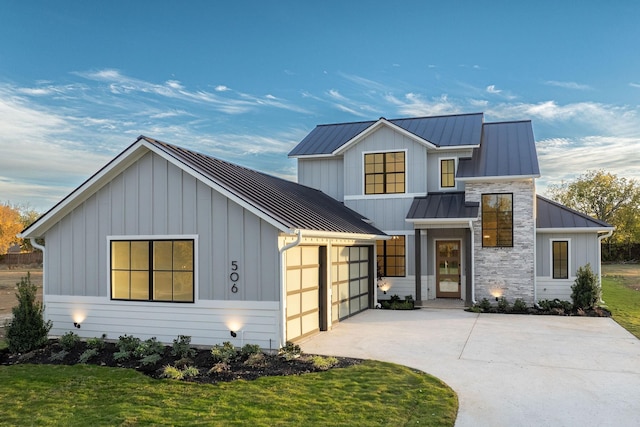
xmin=436 ymin=240 xmax=461 ymax=298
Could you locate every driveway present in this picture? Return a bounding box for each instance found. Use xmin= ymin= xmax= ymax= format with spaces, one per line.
xmin=300 ymin=309 xmax=640 ymax=427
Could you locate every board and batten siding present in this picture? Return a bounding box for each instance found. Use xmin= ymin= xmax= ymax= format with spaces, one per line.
xmin=426 ymin=149 xmax=474 ymax=193
xmin=297 ymin=158 xmax=344 ymax=201
xmin=535 ymin=232 xmax=602 ymax=301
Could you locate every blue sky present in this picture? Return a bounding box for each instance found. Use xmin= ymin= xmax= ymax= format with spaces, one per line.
xmin=1 ymin=1 xmax=639 ymax=211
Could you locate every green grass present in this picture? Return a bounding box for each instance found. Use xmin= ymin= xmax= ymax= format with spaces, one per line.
xmin=602 ymin=276 xmax=640 ymax=339
xmin=0 ymin=361 xmax=457 ymax=426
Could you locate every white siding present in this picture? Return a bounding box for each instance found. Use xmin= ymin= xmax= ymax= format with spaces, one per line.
xmin=43 ymin=151 xmax=280 ymax=302
xmin=46 ymin=296 xmax=279 ymax=349
xmin=297 ymin=158 xmax=344 ymax=201
xmin=426 ymin=149 xmax=474 ymax=192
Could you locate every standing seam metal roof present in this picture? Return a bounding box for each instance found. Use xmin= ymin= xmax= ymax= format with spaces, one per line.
xmin=143 ymin=137 xmax=384 ymax=235
xmin=288 ymin=113 xmax=484 ymax=156
xmin=536 ymin=196 xmax=613 ymax=229
xmin=406 ymin=192 xmax=479 ymax=220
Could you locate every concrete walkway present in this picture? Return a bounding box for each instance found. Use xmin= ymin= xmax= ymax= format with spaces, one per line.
xmin=300 ymin=309 xmax=640 ymax=427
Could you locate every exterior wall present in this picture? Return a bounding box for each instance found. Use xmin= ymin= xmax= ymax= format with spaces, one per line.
xmin=465 ymin=179 xmax=536 ymax=304
xmin=536 ymin=232 xmax=602 ymax=301
xmin=297 ymin=157 xmax=344 ymax=201
xmin=426 ymin=149 xmax=474 ymax=193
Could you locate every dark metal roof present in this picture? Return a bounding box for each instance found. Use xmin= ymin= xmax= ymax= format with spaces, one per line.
xmin=142 ymin=137 xmax=385 ymax=236
xmin=289 ymin=113 xmax=484 ymax=156
xmin=536 ymin=196 xmax=613 ymax=230
xmin=457 ymin=121 xmax=540 ymax=179
xmin=406 ymin=192 xmax=479 ymax=220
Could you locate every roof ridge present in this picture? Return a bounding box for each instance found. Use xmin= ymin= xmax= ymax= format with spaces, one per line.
xmin=483 ymin=119 xmax=532 ymax=126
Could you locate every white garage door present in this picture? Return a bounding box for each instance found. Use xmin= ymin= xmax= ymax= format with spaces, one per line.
xmin=285 ymin=246 xmax=320 ymax=342
xmin=331 ymin=246 xmax=371 ymax=322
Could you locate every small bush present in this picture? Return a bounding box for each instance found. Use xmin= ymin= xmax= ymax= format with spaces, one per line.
xmin=134 ymin=337 xmax=164 ymax=360
xmin=162 ymin=365 xmax=184 ymax=380
xmin=209 ymin=362 xmax=230 ymax=374
xmin=182 ymin=365 xmax=200 ymax=378
xmin=210 ymin=341 xmax=237 ymax=363
xmin=389 ymin=294 xmax=401 ymax=303
xmin=279 ymin=341 xmax=301 ymax=361
xmin=58 ymin=332 xmax=80 ymax=351
xmin=114 ymin=335 xmax=142 ymax=361
xmin=497 ymin=296 xmax=510 ymax=313
xmin=140 ymin=353 xmax=163 ymax=367
xmin=571 ymin=263 xmax=600 ymax=310
xmin=244 ymin=352 xmax=267 ymax=367
xmin=49 ymin=350 xmax=68 ymax=362
xmin=86 ymin=334 xmax=107 ymax=350
xmin=79 ymin=348 xmax=99 ymax=364
xmin=538 ymin=299 xmax=572 ymax=312
xmin=512 ymin=298 xmax=528 ymax=313
xmin=241 ymin=343 xmax=262 ymax=356
xmin=172 ymin=335 xmax=196 ymax=359
xmin=4 ymin=273 xmax=52 ymax=353
xmin=311 ymin=355 xmax=339 ymax=371
xmin=478 ymin=298 xmax=492 ymax=312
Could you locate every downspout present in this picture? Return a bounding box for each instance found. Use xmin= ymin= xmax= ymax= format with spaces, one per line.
xmin=598 ymin=230 xmax=614 ymax=304
xmin=468 ymin=220 xmax=476 ymax=304
xmin=278 ymin=230 xmax=302 ymax=348
xmin=30 ymin=238 xmax=47 ymax=319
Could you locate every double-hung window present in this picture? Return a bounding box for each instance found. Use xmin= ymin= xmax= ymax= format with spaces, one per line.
xmin=376 ymin=236 xmax=406 ymax=277
xmin=364 ymin=151 xmax=405 ymax=195
xmin=482 ymin=194 xmax=513 ymax=247
xmin=552 ymin=240 xmax=569 ymax=279
xmin=111 ymin=239 xmax=194 ymax=302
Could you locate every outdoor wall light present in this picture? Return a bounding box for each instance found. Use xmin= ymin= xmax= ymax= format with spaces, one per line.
xmin=230 ymin=330 xmax=237 ymax=338
xmin=377 ymin=279 xmax=391 ymax=294
xmin=73 ymin=322 xmax=81 ymax=329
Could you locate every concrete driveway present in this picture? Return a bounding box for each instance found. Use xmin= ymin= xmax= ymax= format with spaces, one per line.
xmin=300 ymin=309 xmax=640 ymax=427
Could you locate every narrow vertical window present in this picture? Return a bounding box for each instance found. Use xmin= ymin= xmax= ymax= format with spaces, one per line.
xmin=364 ymin=152 xmax=405 ymax=195
xmin=440 ymin=159 xmax=455 ymax=188
xmin=482 ymin=194 xmax=513 ymax=247
xmin=552 ymin=241 xmax=569 ymax=279
xmin=376 ymin=236 xmax=406 ymax=277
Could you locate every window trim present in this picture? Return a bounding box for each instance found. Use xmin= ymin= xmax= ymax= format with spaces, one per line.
xmin=362 ymin=149 xmax=408 ymax=196
xmin=376 ymin=235 xmax=406 ymax=278
xmin=550 ymin=239 xmax=570 ymax=280
xmin=439 ymin=157 xmax=457 ymax=190
xmin=481 ymin=193 xmax=514 ymax=248
xmin=108 ymin=235 xmax=198 ymax=303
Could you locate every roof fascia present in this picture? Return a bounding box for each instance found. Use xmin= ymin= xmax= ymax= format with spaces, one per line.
xmin=406 ymin=217 xmax=477 ymax=224
xmin=536 ymin=227 xmax=615 ymax=233
xmin=289 ymin=153 xmax=340 ymax=159
xmin=431 ymin=144 xmax=479 ymax=151
xmin=295 ymin=229 xmax=389 ymax=240
xmin=457 ymin=174 xmax=540 ymax=182
xmin=333 ymin=118 xmax=437 ymax=155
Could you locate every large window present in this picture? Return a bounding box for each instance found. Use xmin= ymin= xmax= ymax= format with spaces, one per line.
xmin=440 ymin=159 xmax=456 ymax=188
xmin=376 ymin=236 xmax=406 ymax=277
xmin=482 ymin=194 xmax=513 ymax=247
xmin=552 ymin=240 xmax=569 ymax=279
xmin=364 ymin=151 xmax=405 ymax=195
xmin=111 ymin=239 xmax=194 ymax=302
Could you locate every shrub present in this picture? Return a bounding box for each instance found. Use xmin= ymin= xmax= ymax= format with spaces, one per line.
xmin=497 ymin=296 xmax=510 ymax=313
xmin=171 ymin=335 xmax=196 ymax=359
xmin=162 ymin=364 xmax=184 ymax=380
xmin=478 ymin=298 xmax=492 ymax=312
xmin=79 ymin=348 xmax=99 ymax=364
xmin=571 ymin=263 xmax=599 ymax=310
xmin=182 ymin=365 xmax=200 ymax=378
xmin=49 ymin=350 xmax=68 ymax=362
xmin=114 ymin=335 xmax=141 ymax=361
xmin=244 ymin=352 xmax=267 ymax=367
xmin=210 ymin=341 xmax=237 ymax=363
xmin=241 ymin=343 xmax=262 ymax=356
xmin=512 ymin=298 xmax=528 ymax=313
xmin=86 ymin=334 xmax=106 ymax=350
xmin=279 ymin=341 xmax=301 ymax=361
xmin=209 ymin=362 xmax=230 ymax=374
xmin=538 ymin=299 xmax=572 ymax=312
xmin=4 ymin=273 xmax=52 ymax=353
xmin=134 ymin=337 xmax=164 ymax=359
xmin=140 ymin=354 xmax=163 ymax=367
xmin=311 ymin=355 xmax=339 ymax=371
xmin=58 ymin=332 xmax=80 ymax=351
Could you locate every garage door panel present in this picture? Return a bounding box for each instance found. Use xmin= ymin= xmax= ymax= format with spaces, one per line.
xmin=301 ymin=313 xmax=319 ymax=335
xmin=332 ymin=245 xmax=371 ymax=323
xmin=286 ymin=246 xmax=321 ymax=342
xmin=301 ymin=267 xmax=318 ymax=289
xmin=301 ymin=290 xmax=317 ymax=312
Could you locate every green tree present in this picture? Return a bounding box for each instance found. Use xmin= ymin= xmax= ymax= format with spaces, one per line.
xmin=548 ymin=170 xmax=640 ymax=243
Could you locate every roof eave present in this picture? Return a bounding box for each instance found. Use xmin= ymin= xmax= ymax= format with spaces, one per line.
xmin=457 ymin=174 xmax=540 ymax=182
xmin=536 ymin=227 xmax=616 ymax=233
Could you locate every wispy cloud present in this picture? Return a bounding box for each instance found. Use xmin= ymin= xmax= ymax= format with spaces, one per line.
xmin=545 ymin=80 xmax=592 ymax=90
xmin=486 ymin=85 xmax=502 ymax=94
xmin=630 ymin=83 xmax=640 ymax=89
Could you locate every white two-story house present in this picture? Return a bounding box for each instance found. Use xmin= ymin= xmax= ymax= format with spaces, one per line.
xmin=290 ymin=113 xmax=614 ymax=305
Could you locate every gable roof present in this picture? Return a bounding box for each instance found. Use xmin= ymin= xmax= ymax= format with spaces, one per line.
xmin=406 ymin=192 xmax=479 ymax=223
xmin=21 ymin=136 xmax=385 ymax=239
xmin=289 ymin=113 xmax=484 ymax=157
xmin=457 ymin=120 xmax=540 ymax=180
xmin=536 ymin=195 xmax=614 ymax=232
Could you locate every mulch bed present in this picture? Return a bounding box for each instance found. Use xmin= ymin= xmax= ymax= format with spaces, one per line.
xmin=0 ymin=340 xmax=362 ymax=384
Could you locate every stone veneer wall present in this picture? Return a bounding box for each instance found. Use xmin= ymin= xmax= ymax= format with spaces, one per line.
xmin=465 ymin=180 xmax=536 ymax=304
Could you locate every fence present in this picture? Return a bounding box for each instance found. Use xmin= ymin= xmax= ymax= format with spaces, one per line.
xmin=0 ymin=252 xmax=43 ymax=265
xmin=602 ymin=242 xmax=640 ymax=262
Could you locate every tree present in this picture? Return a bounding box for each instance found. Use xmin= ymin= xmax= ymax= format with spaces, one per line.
xmin=0 ymin=202 xmax=23 ymax=254
xmin=547 ymin=170 xmax=640 ymax=243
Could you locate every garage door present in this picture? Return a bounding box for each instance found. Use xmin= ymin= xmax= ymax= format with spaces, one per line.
xmin=285 ymin=246 xmax=320 ymax=342
xmin=331 ymin=246 xmax=371 ymax=322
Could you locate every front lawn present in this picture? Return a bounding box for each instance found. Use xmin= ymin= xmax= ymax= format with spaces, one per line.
xmin=0 ymin=362 xmax=457 ymax=426
xmin=602 ymin=275 xmax=640 ymax=339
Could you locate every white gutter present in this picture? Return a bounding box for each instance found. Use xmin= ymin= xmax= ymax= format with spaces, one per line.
xmin=468 ymin=220 xmax=476 ymax=304
xmin=598 ymin=229 xmax=614 ymax=304
xmin=278 ymin=230 xmax=302 ymax=347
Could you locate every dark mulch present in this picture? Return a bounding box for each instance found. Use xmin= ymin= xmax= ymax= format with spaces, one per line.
xmin=467 ymin=306 xmax=612 ymax=316
xmin=0 ymin=340 xmax=362 ymax=384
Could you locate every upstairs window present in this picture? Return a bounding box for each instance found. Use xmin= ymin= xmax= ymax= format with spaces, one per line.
xmin=440 ymin=159 xmax=456 ymax=188
xmin=376 ymin=236 xmax=406 ymax=277
xmin=111 ymin=239 xmax=194 ymax=302
xmin=482 ymin=194 xmax=513 ymax=247
xmin=552 ymin=240 xmax=569 ymax=279
xmin=364 ymin=151 xmax=405 ymax=195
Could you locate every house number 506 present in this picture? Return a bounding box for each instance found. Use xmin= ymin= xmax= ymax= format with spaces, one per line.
xmin=230 ymin=261 xmax=239 ymax=293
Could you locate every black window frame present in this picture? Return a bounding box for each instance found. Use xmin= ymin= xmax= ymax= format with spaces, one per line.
xmin=440 ymin=158 xmax=456 ymax=188
xmin=481 ymin=193 xmax=514 ymax=248
xmin=552 ymin=240 xmax=569 ymax=279
xmin=110 ymin=238 xmax=195 ymax=303
xmin=364 ymin=151 xmax=406 ymax=195
xmin=376 ymin=236 xmax=406 ymax=277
